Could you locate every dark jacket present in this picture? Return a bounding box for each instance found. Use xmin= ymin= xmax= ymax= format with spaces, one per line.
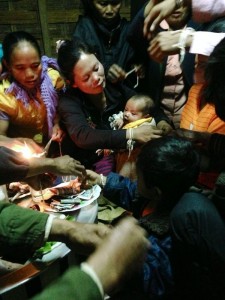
xmin=127 ymin=4 xmax=202 ymax=125
xmin=58 ymin=83 xmax=135 ymax=167
xmin=73 ymin=15 xmax=135 ymax=74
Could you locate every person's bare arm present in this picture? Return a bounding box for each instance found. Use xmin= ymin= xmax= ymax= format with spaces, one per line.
xmin=27 ymin=156 xmax=86 ymax=179
xmin=0 ymin=119 xmax=43 ymax=153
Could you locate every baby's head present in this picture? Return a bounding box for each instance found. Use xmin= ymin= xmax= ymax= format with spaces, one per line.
xmin=123 ymin=94 xmax=155 ymax=124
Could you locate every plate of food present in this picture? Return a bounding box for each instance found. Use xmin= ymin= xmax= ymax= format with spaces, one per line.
xmin=43 ymin=178 xmax=101 ymax=213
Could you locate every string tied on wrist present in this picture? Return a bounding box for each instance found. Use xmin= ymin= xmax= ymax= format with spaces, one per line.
xmin=174 ymin=27 xmax=195 ymax=64
xmin=127 ymin=128 xmax=135 ymax=158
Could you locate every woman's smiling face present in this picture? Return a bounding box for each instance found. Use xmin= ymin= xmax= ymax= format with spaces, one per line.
xmin=72 ymin=52 xmax=105 ymax=94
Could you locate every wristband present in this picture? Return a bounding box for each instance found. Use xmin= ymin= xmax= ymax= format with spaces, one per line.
xmin=175 ymin=27 xmax=194 ymax=63
xmin=127 ymin=128 xmax=135 ymax=158
xmin=100 ymin=174 xmax=106 ymax=187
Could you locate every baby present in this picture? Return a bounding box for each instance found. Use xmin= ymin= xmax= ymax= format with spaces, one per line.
xmin=109 ymin=94 xmax=156 ymax=180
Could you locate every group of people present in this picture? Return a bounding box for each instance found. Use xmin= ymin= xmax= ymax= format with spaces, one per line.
xmin=1 ymin=0 xmax=225 ymax=299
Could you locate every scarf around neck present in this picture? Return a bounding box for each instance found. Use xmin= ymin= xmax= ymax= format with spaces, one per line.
xmin=1 ymin=55 xmax=60 ymax=137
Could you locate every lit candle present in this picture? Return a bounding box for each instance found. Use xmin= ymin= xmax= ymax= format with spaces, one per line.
xmin=11 ymin=142 xmax=45 ymax=159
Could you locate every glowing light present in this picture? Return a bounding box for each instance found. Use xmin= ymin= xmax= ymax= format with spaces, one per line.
xmin=11 ymin=142 xmax=45 ymax=158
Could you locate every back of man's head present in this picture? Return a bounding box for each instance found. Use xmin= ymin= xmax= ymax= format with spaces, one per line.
xmin=136 ymin=136 xmax=200 ymax=211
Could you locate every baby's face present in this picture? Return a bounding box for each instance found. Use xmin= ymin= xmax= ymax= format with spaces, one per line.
xmin=123 ymin=99 xmax=145 ymax=124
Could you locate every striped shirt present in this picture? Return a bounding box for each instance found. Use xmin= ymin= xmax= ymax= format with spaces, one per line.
xmin=180 ymin=83 xmax=225 ymax=134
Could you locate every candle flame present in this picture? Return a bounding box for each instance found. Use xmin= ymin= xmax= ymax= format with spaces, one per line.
xmin=11 ymin=142 xmax=45 ymax=158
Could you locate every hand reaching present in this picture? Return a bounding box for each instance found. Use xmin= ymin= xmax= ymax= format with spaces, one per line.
xmin=50 ymin=218 xmax=111 ymax=256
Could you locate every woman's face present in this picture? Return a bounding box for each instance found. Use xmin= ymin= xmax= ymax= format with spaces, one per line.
xmin=72 ymin=52 xmax=105 ymax=94
xmin=7 ymin=41 xmax=42 ymax=90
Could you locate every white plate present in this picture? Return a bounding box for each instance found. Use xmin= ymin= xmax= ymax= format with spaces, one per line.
xmin=45 ymin=185 xmax=101 ymax=213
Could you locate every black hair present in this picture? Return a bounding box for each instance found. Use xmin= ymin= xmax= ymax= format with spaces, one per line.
xmin=2 ymin=31 xmax=41 ymax=65
xmin=201 ymin=36 xmax=225 ymax=121
xmin=199 ymin=17 xmax=225 ymax=121
xmin=129 ymin=94 xmax=155 ymax=116
xmin=57 ymin=38 xmax=95 ymax=85
xmin=136 ymin=136 xmax=200 ymax=211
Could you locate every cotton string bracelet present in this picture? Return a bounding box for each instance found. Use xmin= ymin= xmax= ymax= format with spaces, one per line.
xmin=100 ymin=174 xmax=106 ymax=187
xmin=127 ymin=128 xmax=135 ymax=158
xmin=175 ymin=27 xmax=195 ymax=63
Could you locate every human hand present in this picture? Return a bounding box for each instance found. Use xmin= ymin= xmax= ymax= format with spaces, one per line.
xmin=49 ymin=155 xmax=86 ymax=179
xmin=148 ymin=30 xmax=182 ymax=62
xmin=50 ymin=218 xmax=111 ymax=255
xmin=114 ymin=118 xmax=124 ymax=129
xmin=107 ymin=64 xmax=127 ymax=83
xmin=176 ymin=128 xmax=211 ymax=149
xmin=157 ymin=120 xmax=173 ymax=135
xmin=87 ymin=217 xmax=150 ymax=294
xmin=52 ymin=123 xmax=65 ymax=143
xmin=144 ymin=0 xmax=177 ymax=37
xmin=85 ymin=169 xmax=106 ymax=187
xmin=132 ymin=125 xmax=163 ymax=143
xmin=27 ymin=155 xmax=86 ymax=182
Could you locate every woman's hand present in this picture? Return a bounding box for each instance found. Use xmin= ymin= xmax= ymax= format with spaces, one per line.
xmin=132 ymin=125 xmax=163 ymax=143
xmin=107 ymin=64 xmax=127 ymax=83
xmin=52 ymin=123 xmax=65 ymax=143
xmin=157 ymin=120 xmax=173 ymax=135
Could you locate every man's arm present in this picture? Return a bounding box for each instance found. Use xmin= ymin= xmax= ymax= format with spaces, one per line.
xmin=32 ymin=218 xmax=150 ymax=300
xmin=143 ymin=0 xmax=225 ymax=35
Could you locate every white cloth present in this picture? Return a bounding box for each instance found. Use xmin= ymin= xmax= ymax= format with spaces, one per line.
xmin=190 ymin=31 xmax=225 ymax=56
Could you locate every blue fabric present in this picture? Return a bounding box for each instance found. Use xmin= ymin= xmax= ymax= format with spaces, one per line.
xmin=143 ymin=235 xmax=173 ymax=298
xmin=103 ymin=172 xmax=137 ymax=211
xmin=103 ymin=172 xmax=173 ymax=298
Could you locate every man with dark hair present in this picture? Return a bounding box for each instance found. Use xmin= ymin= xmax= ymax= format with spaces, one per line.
xmin=86 ymin=136 xmax=200 ymax=298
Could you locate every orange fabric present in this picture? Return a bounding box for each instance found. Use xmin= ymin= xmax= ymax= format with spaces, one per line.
xmin=180 ymin=83 xmax=225 ymax=134
xmin=181 ymin=83 xmax=225 ymax=189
